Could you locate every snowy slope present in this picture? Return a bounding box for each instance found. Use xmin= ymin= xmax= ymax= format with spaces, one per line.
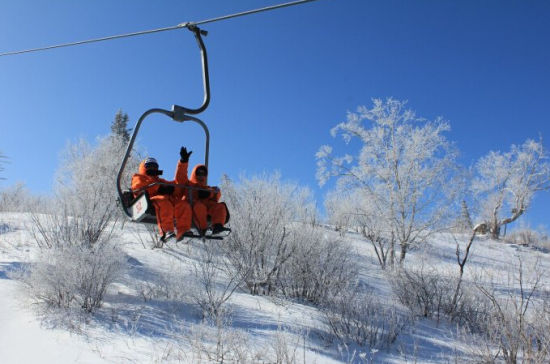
xmin=0 ymin=212 xmax=548 ymax=363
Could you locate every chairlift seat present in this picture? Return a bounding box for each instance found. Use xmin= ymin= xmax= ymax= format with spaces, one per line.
xmin=121 ymin=189 xmax=231 ymax=230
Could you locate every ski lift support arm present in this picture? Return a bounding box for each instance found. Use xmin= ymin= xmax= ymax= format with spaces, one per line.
xmin=178 ymin=24 xmax=210 ymax=115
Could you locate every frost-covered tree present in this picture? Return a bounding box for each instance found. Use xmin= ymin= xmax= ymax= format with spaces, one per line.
xmin=110 ymin=109 xmax=131 ymax=143
xmin=472 ymin=138 xmax=550 ymax=239
xmin=53 ymin=134 xmax=139 ymax=245
xmin=317 ymin=98 xmax=459 ymax=264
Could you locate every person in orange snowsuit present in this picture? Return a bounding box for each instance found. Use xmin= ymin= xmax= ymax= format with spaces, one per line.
xmin=176 ymin=160 xmax=229 ymax=236
xmin=131 ymin=148 xmax=193 ymax=242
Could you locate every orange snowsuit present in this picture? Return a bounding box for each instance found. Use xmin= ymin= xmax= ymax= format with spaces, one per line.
xmin=176 ymin=163 xmax=227 ymax=230
xmin=131 ymin=159 xmax=192 ymax=238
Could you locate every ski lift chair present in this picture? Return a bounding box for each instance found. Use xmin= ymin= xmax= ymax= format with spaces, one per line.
xmin=116 ymin=26 xmax=229 ymax=239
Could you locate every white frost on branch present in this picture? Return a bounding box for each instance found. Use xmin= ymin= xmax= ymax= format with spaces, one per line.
xmin=316 ymin=144 xmax=353 ymax=187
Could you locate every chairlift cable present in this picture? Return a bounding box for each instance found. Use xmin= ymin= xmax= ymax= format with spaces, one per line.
xmin=0 ymin=0 xmax=321 ymax=57
xmin=184 ymin=0 xmax=320 ymax=27
xmin=0 ymin=25 xmax=182 ymax=57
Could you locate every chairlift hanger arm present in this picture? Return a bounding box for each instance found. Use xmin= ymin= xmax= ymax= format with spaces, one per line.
xmin=179 ymin=25 xmax=210 ymax=115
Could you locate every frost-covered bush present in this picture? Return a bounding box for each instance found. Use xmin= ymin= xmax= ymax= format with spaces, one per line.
xmin=25 ymin=242 xmax=125 ymax=313
xmin=390 ymin=265 xmax=456 ymax=322
xmin=324 ymin=190 xmax=352 ymax=235
xmin=27 ymin=199 xmax=126 ymax=314
xmin=277 ymin=225 xmax=358 ymax=304
xmin=505 ymin=227 xmax=550 ymax=251
xmin=322 ymin=286 xmax=408 ymax=349
xmin=183 ymin=321 xmax=307 ymax=364
xmin=53 ymin=135 xmax=138 ymax=243
xmin=472 ymin=259 xmax=550 ymax=364
xmin=532 ymin=291 xmax=550 ymax=362
xmin=189 ymin=240 xmax=242 ymax=321
xmin=31 ymin=205 xmax=110 ymax=249
xmin=447 ymin=283 xmax=493 ymax=334
xmin=22 ymin=134 xmax=134 ymax=315
xmin=185 ymin=321 xmax=262 ymax=364
xmin=30 ymin=134 xmax=139 ymax=248
xmin=506 ymin=229 xmax=540 ymax=246
xmin=138 ymin=262 xmax=190 ymax=303
xmin=390 ymin=264 xmax=495 ymax=335
xmin=222 ymin=173 xmax=356 ymax=303
xmin=0 ymin=182 xmax=48 ymax=213
xmin=221 ymin=173 xmax=316 ymax=296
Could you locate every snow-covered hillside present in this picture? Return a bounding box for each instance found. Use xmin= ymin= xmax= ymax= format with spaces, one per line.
xmin=0 ymin=212 xmax=548 ymax=363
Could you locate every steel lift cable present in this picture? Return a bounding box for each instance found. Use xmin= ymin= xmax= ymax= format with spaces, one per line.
xmin=0 ymin=0 xmax=321 ymax=57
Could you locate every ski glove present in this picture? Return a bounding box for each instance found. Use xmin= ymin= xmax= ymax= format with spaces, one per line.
xmin=197 ymin=189 xmax=211 ymax=199
xmin=157 ymin=185 xmax=175 ymax=195
xmin=180 ymin=147 xmax=192 ymax=163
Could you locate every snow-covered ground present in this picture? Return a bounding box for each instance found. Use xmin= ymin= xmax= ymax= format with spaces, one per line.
xmin=0 ymin=212 xmax=548 ymax=363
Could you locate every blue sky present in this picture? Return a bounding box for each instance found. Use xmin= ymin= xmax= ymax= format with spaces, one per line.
xmin=1 ymin=0 xmax=549 ymax=229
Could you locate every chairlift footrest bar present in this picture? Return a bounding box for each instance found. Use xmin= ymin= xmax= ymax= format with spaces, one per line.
xmin=183 ymin=233 xmax=224 ymax=240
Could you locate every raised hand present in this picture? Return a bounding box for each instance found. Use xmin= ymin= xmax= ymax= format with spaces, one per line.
xmin=179 ymin=147 xmax=193 ymax=163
